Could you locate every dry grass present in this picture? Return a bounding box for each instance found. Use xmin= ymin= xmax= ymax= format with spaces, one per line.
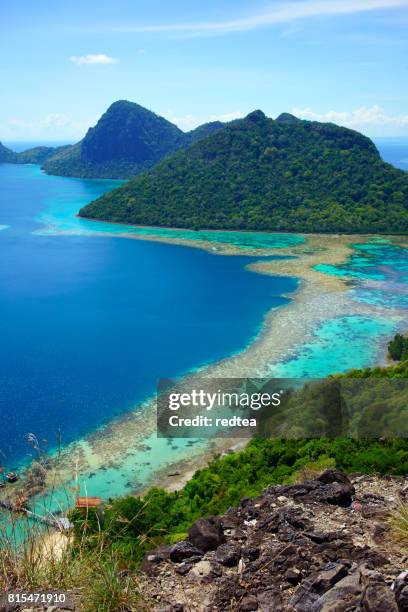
xmin=0 ymin=514 xmax=146 ymax=611
xmin=389 ymin=500 xmax=408 ymax=546
xmin=289 ymin=457 xmax=336 ymax=484
xmin=0 ymin=434 xmax=146 ymax=611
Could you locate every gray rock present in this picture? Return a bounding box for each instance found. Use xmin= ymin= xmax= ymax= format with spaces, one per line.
xmin=286 ymin=567 xmax=302 ymax=585
xmin=312 ymin=563 xmax=349 ymax=595
xmin=169 ymin=540 xmax=203 ymax=563
xmin=190 ymin=560 xmax=212 ymax=579
xmin=277 ymin=470 xmax=355 ymax=508
xmin=311 ymin=572 xmax=362 ymax=611
xmin=215 ymin=543 xmax=241 ymax=567
xmin=257 ymin=590 xmax=284 ymax=611
xmin=393 ymin=571 xmax=408 ymax=611
xmin=239 ymin=595 xmax=258 ymax=611
xmin=188 ymin=516 xmax=225 ymax=552
xmin=290 ymin=581 xmax=320 ymax=611
xmin=361 ymin=583 xmax=398 ymax=611
xmin=396 ymin=584 xmax=408 ymax=611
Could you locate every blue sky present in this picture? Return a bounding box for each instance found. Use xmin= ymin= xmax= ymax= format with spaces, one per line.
xmin=1 ymin=0 xmax=408 ymax=141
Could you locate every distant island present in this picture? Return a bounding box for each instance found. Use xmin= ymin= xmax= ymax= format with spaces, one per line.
xmin=79 ymin=108 xmax=408 ymax=233
xmin=0 ymin=100 xmax=225 ymax=179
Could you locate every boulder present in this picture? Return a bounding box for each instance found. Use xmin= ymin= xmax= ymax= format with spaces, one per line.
xmin=188 ymin=516 xmax=225 ymax=552
xmin=215 ymin=543 xmax=241 ymax=567
xmin=361 ymin=584 xmax=398 ymax=611
xmin=312 ymin=563 xmax=349 ymax=594
xmin=393 ymin=571 xmax=408 ymax=611
xmin=315 ymin=470 xmax=355 ymax=507
xmin=239 ymin=595 xmax=258 ymax=611
xmin=169 ymin=540 xmax=203 ymax=563
xmin=286 ymin=567 xmax=302 ymax=585
xmin=276 ymin=470 xmax=355 ymax=508
xmin=310 ymin=572 xmax=361 ymax=611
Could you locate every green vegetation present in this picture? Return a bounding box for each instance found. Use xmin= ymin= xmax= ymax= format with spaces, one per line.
xmin=42 ymin=101 xmax=184 ymax=179
xmin=0 ymin=141 xmax=72 ymax=166
xmin=389 ymin=500 xmax=408 ymax=545
xmin=41 ymin=102 xmax=225 ymax=179
xmin=70 ymin=359 xmax=408 ymax=565
xmin=0 ymin=142 xmax=17 ymax=163
xmin=2 ymin=356 xmax=408 ymax=610
xmin=80 ymin=110 xmax=408 ymax=233
xmin=17 ymin=145 xmax=70 ymax=165
xmin=72 ymin=437 xmax=408 ymax=566
xmin=0 ymin=101 xmax=226 ymax=179
xmin=388 ymin=333 xmax=408 ymax=361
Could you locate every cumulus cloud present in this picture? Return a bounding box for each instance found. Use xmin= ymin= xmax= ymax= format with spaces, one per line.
xmin=70 ymin=54 xmax=118 ymax=65
xmin=292 ymin=105 xmax=408 ymax=132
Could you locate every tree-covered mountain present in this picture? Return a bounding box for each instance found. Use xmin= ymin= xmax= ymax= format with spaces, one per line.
xmin=79 ymin=110 xmax=408 ymax=233
xmin=0 ymin=101 xmax=226 ymax=179
xmin=17 ymin=145 xmax=69 ymax=164
xmin=40 ymin=101 xmax=226 ymax=179
xmin=183 ymin=120 xmax=224 ymax=146
xmin=42 ymin=101 xmax=185 ymax=179
xmin=0 ymin=142 xmax=17 ymax=162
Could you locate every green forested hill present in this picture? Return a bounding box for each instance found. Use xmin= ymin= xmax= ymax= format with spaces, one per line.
xmin=0 ymin=142 xmax=17 ymax=162
xmin=41 ymin=101 xmax=184 ymax=178
xmin=79 ymin=110 xmax=408 ymax=233
xmin=41 ymin=102 xmax=225 ymax=179
xmin=17 ymin=145 xmax=68 ymax=164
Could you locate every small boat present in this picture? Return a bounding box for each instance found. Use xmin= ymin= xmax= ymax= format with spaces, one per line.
xmin=6 ymin=472 xmax=19 ymax=483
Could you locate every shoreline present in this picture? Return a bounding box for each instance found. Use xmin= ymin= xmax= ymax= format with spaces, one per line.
xmin=26 ymin=232 xmax=406 ymax=507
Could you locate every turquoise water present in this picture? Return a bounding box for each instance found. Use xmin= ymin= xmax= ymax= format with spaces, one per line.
xmin=315 ymin=241 xmax=408 ymax=310
xmin=1 ymin=161 xmax=407 ymax=518
xmin=32 ymin=163 xmax=304 ymax=250
xmin=271 ymin=315 xmax=396 ymax=378
xmin=38 ymin=211 xmax=305 ymax=250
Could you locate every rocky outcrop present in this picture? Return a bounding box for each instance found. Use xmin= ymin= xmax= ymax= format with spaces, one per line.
xmin=188 ymin=517 xmax=225 ymax=552
xmin=140 ymin=470 xmax=408 ymax=611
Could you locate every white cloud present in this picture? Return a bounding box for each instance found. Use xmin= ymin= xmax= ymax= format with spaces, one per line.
xmin=163 ymin=110 xmax=244 ymax=130
xmin=70 ymin=54 xmax=118 ymax=65
xmin=41 ymin=113 xmax=74 ymax=128
xmin=292 ymin=105 xmax=408 ymax=135
xmin=292 ymin=105 xmax=408 ymax=127
xmin=209 ymin=111 xmax=244 ymax=122
xmin=164 ymin=113 xmax=201 ymax=130
xmin=107 ymin=0 xmax=408 ymax=36
xmin=4 ymin=113 xmax=92 ymax=140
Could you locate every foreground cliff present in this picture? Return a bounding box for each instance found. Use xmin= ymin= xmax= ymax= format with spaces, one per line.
xmin=139 ymin=470 xmax=408 ymax=611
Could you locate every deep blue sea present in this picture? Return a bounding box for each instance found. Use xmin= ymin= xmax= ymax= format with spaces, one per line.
xmin=374 ymin=138 xmax=408 ymax=171
xmin=0 ymin=136 xmax=407 ymax=470
xmin=0 ymin=163 xmax=297 ymax=466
